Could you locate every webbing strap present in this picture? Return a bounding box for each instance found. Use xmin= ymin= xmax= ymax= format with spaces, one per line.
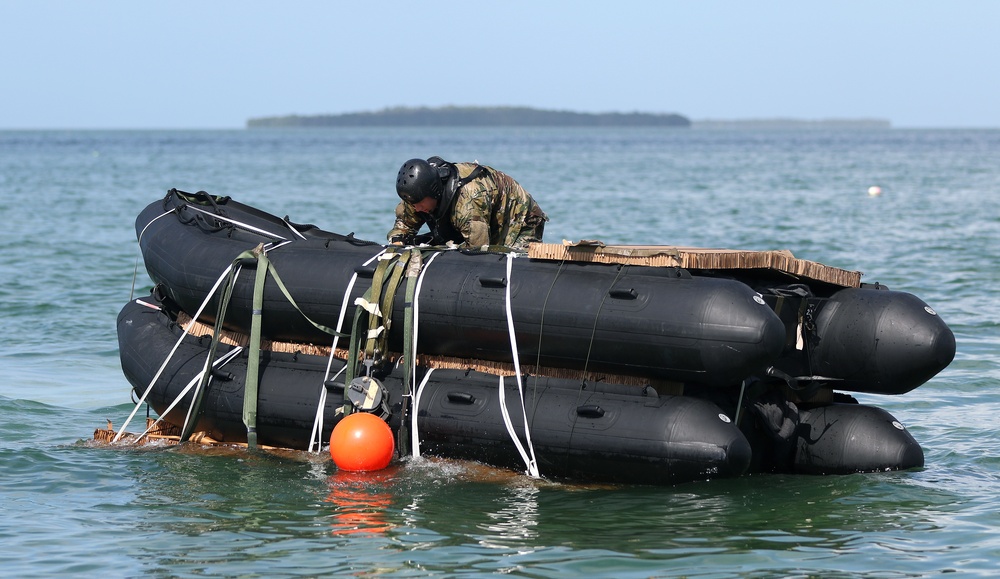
xmin=115 ymin=262 xmax=236 ymax=443
xmin=308 ymin=248 xmax=387 ymax=453
xmin=344 ymin=286 xmax=371 ymax=390
xmin=376 ymin=251 xmax=410 ymax=357
xmin=262 ymin=256 xmax=348 ymax=339
xmin=408 ymin=250 xmax=443 ymax=457
xmin=362 ymin=254 xmax=393 ymax=359
xmin=139 ymin=347 xmax=243 ymax=441
xmin=398 ymin=249 xmax=422 ymax=456
xmin=502 ymin=253 xmax=539 ymax=478
xmin=243 ymin=244 xmax=269 ymax=450
xmin=353 ymin=249 xmax=413 ymax=366
xmin=180 ymin=253 xmax=242 ymax=442
xmin=180 ymin=243 xmax=347 ymax=447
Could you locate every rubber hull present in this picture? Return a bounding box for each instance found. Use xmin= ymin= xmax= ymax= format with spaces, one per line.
xmin=794 ymin=404 xmax=924 ymax=474
xmin=118 ymin=297 xmax=753 ymax=485
xmin=137 ymin=193 xmax=786 ymax=387
xmin=117 ymin=296 xmax=926 ymax=483
xmin=134 ymin=191 xmax=954 ymax=397
xmin=762 ymin=286 xmax=956 ymax=394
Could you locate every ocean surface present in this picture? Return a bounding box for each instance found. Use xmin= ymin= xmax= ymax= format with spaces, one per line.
xmin=1 ymin=127 xmax=997 ymax=578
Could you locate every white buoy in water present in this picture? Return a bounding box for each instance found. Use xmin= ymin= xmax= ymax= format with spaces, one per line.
xmin=867 ymin=186 xmax=883 ymax=196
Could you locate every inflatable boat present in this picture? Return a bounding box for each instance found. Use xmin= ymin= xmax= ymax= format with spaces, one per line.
xmin=136 ymin=190 xmax=954 ymax=395
xmin=113 ymin=189 xmax=955 ymax=484
xmin=117 ymin=294 xmax=925 ymax=484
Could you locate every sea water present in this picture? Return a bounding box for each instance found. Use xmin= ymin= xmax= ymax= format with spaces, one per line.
xmin=0 ymin=127 xmax=997 ymax=577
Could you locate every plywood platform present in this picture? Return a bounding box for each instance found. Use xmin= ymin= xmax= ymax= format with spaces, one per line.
xmin=527 ymin=241 xmax=862 ymax=287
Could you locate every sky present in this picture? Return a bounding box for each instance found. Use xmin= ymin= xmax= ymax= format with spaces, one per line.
xmin=2 ymin=1 xmax=998 ymax=129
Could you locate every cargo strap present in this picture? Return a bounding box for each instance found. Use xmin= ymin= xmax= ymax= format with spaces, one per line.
xmin=179 ymin=248 xmax=244 ymax=443
xmin=115 ymin=259 xmax=244 ymax=442
xmin=407 ymin=251 xmax=445 ymax=457
xmin=177 ymin=243 xmax=349 ymax=447
xmin=397 ymin=249 xmax=422 ymax=456
xmin=370 ymin=250 xmax=411 ymax=360
xmin=338 ymin=245 xmax=448 ymax=459
xmin=344 ymin=294 xmax=369 ymax=390
xmin=242 ymin=244 xmax=269 ymax=449
xmin=238 ymin=243 xmax=355 ymax=448
xmin=341 ymin=248 xmax=415 ymax=443
xmin=501 ymin=252 xmax=540 ymax=478
xmin=138 ymin=347 xmax=244 ymax=441
xmin=307 ymin=248 xmax=388 ymax=453
xmin=345 ymin=248 xmax=412 ymax=379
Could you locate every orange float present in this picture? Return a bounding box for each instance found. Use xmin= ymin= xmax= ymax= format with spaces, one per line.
xmin=329 ymin=412 xmax=394 ymax=471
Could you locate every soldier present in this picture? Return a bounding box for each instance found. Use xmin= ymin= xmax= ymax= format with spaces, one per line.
xmin=387 ymin=157 xmax=547 ymax=250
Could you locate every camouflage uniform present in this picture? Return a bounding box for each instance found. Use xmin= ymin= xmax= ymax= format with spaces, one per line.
xmin=388 ymin=162 xmax=548 ymax=250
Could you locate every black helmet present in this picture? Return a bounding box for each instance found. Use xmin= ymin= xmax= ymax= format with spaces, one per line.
xmin=396 ymin=158 xmax=444 ymax=204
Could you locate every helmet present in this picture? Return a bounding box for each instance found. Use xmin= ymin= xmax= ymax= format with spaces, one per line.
xmin=396 ymin=158 xmax=444 ymax=204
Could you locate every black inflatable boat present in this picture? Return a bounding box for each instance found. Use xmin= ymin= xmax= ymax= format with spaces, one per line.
xmin=112 ymin=189 xmax=955 ymax=484
xmin=117 ymin=294 xmax=926 ymax=484
xmin=136 ymin=190 xmax=954 ymax=395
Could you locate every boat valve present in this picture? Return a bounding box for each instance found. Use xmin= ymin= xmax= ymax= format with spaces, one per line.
xmin=346 ymin=376 xmax=391 ymax=420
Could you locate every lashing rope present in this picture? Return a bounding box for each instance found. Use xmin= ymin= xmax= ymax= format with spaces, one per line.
xmin=179 ymin=252 xmax=247 ymax=443
xmin=500 ymin=252 xmax=540 ymax=478
xmin=114 ymin=261 xmax=239 ymax=442
xmin=407 ymin=251 xmax=444 ymax=458
xmin=131 ymin=209 xmax=176 ymax=301
xmin=135 ymin=346 xmax=244 ymax=442
xmin=242 ymin=244 xmax=271 ymax=449
xmin=308 ymin=248 xmax=388 ymax=453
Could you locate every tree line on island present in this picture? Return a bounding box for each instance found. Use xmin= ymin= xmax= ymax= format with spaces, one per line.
xmin=247 ymin=106 xmax=692 ymax=128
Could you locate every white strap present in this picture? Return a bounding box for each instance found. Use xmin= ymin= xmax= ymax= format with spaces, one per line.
xmin=181 ymin=203 xmax=289 ymax=241
xmin=114 ymin=263 xmax=238 ymax=442
xmin=408 ymin=251 xmax=443 ymax=457
xmin=409 ymin=368 xmax=436 ymax=457
xmin=308 ymin=248 xmax=387 ymax=453
xmin=501 ymin=253 xmax=539 ymax=478
xmin=136 ymin=347 xmax=243 ymax=441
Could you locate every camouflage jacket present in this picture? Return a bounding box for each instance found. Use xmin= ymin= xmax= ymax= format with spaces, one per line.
xmin=387 ymin=162 xmax=548 ymax=250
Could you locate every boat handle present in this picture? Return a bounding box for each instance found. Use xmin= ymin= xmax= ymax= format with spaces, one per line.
xmin=576 ymin=404 xmax=606 ymax=418
xmin=609 ymin=288 xmax=638 ymax=300
xmin=447 ymin=391 xmax=477 ymax=404
xmin=354 ymin=265 xmax=376 ymax=278
xmin=479 ymin=276 xmax=507 ymax=288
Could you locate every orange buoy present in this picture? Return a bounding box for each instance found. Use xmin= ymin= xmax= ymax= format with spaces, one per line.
xmin=329 ymin=412 xmax=394 ymax=471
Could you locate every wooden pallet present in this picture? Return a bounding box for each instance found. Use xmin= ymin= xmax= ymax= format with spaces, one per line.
xmin=527 ymin=241 xmax=862 ymax=287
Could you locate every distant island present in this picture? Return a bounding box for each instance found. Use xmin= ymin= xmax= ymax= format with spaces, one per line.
xmin=247 ymin=106 xmax=692 ymax=128
xmin=247 ymin=106 xmax=891 ymax=130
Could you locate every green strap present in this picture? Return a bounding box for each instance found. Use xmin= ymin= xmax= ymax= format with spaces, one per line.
xmin=180 ymin=250 xmax=243 ymax=443
xmin=343 ymin=248 xmax=421 ymax=440
xmin=263 ymin=257 xmax=348 ymax=339
xmin=344 ymin=287 xmax=371 ymax=388
xmin=180 ymin=243 xmax=351 ymax=447
xmin=243 ymin=245 xmax=269 ymax=450
xmin=363 ymin=254 xmax=394 ymax=359
xmin=377 ymin=251 xmax=410 ymax=357
xmin=360 ymin=249 xmax=411 ymax=363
